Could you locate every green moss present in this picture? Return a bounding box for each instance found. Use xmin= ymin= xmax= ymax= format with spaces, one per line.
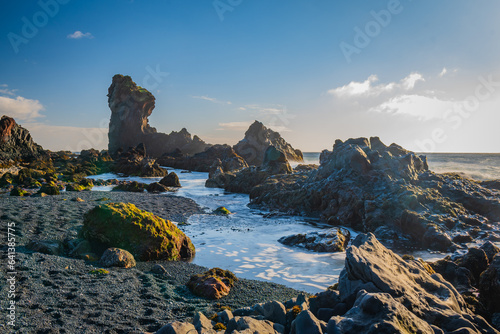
xmin=291 ymin=305 xmax=302 ymax=317
xmin=213 ymin=207 xmax=231 ymax=215
xmin=66 ymin=183 xmax=86 ymax=192
xmin=10 ymin=187 xmax=28 ymax=197
xmin=96 ymin=197 xmax=111 ymax=202
xmin=80 ymin=202 xmax=195 ymax=261
xmin=402 ymin=254 xmax=415 ymax=261
xmin=88 ymin=268 xmax=109 ymax=275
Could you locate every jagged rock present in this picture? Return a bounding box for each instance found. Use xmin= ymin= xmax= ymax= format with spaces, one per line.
xmin=328 ymin=290 xmax=435 ymax=334
xmin=225 ymin=316 xmax=279 ymax=334
xmin=481 ymin=242 xmax=500 ymax=263
xmin=290 ymin=310 xmax=325 ymax=334
xmin=107 ymin=74 xmax=209 ymax=157
xmin=186 ymin=268 xmax=237 ymax=300
xmin=146 ymin=182 xmax=169 ymax=193
xmin=100 ymin=247 xmax=136 ymax=268
xmin=156 ymin=321 xmax=197 ymax=334
xmin=80 ymin=202 xmax=195 ymax=261
xmin=0 ymin=115 xmax=43 ymax=163
xmin=479 ymin=254 xmax=500 ymax=314
xmin=157 ymin=144 xmax=248 ymax=173
xmin=337 ymin=233 xmax=497 ymax=333
xmin=113 ymin=144 xmax=167 ymax=177
xmin=193 ymin=312 xmax=216 ymax=334
xmin=278 ymin=228 xmax=350 ymax=252
xmin=254 ymin=300 xmax=287 ymax=326
xmin=430 ymin=258 xmax=475 ymax=294
xmin=159 ymin=172 xmax=181 ymax=187
xmin=234 ymin=120 xmax=303 ymax=166
xmin=262 ymin=146 xmax=292 ymax=175
xmin=455 ymin=247 xmax=490 ymax=285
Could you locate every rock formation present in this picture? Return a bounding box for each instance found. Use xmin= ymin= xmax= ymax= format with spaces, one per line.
xmin=0 ymin=115 xmax=43 ymax=163
xmin=208 ymin=136 xmax=500 ymax=252
xmin=234 ymin=120 xmax=303 ymax=166
xmin=107 ymin=74 xmax=209 ymax=157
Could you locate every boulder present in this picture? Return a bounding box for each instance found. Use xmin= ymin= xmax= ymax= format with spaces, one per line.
xmin=479 ymin=254 xmax=500 ymax=314
xmin=234 ymin=120 xmax=303 ymax=166
xmin=146 ymin=182 xmax=169 ymax=193
xmin=481 ymin=242 xmax=500 ymax=263
xmin=80 ymin=202 xmax=195 ymax=261
xmin=186 ymin=267 xmax=237 ymax=300
xmin=156 ymin=321 xmax=197 ymax=334
xmin=455 ymin=247 xmax=490 ymax=285
xmin=100 ymin=247 xmax=136 ymax=268
xmin=112 ymin=181 xmax=146 ymax=192
xmin=159 ymin=172 xmax=181 ymax=187
xmin=279 ymin=228 xmax=350 ymax=252
xmin=193 ymin=312 xmax=215 ymax=334
xmin=107 ymin=74 xmax=209 ymax=157
xmin=290 ymin=310 xmax=324 ymax=334
xmin=225 ymin=316 xmax=279 ymax=334
xmin=254 ymin=300 xmax=287 ymax=326
xmin=113 ymin=144 xmax=167 ymax=177
xmin=38 ymin=183 xmax=60 ymax=195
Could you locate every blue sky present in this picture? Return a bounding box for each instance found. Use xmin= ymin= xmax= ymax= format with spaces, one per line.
xmin=1 ymin=0 xmax=499 ymax=152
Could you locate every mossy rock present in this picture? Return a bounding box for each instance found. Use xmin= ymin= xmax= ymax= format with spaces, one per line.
xmin=88 ymin=268 xmax=109 ymax=275
xmin=0 ymin=172 xmax=14 ymax=187
xmin=213 ymin=207 xmax=231 ymax=215
xmin=80 ymin=202 xmax=195 ymax=261
xmin=112 ymin=181 xmax=146 ymax=192
xmin=38 ymin=183 xmax=60 ymax=195
xmin=10 ymin=187 xmax=28 ymax=197
xmin=66 ymin=183 xmax=86 ymax=192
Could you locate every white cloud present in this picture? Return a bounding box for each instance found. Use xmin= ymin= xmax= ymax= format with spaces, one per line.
xmin=217 ymin=121 xmax=252 ymax=131
xmin=370 ymin=94 xmax=456 ymax=121
xmin=439 ymin=68 xmax=448 ymax=77
xmin=192 ymin=95 xmax=231 ymax=105
xmin=243 ymin=104 xmax=286 ymax=115
xmin=0 ymin=95 xmax=45 ymax=121
xmin=67 ymin=31 xmax=94 ymax=39
xmin=329 ymin=72 xmax=425 ymax=98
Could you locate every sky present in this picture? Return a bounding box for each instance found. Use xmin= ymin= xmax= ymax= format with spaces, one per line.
xmin=1 ymin=0 xmax=500 ymax=153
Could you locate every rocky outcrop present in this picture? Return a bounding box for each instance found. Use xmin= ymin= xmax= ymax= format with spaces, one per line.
xmin=333 ymin=233 xmax=497 ymax=333
xmin=214 ymin=136 xmax=500 ymax=252
xmin=0 ymin=115 xmax=43 ymax=163
xmin=107 ymin=74 xmax=209 ymax=157
xmin=80 ymin=203 xmax=195 ymax=261
xmin=157 ymin=144 xmax=248 ymax=173
xmin=234 ymin=120 xmax=303 ymax=166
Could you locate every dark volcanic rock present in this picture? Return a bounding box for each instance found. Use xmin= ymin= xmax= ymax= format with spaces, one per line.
xmin=336 ymin=233 xmax=497 ymax=333
xmin=233 ymin=120 xmax=303 ymax=166
xmin=479 ymin=254 xmax=500 ymax=314
xmin=221 ymin=136 xmax=500 ymax=252
xmin=0 ymin=115 xmax=43 ymax=163
xmin=279 ymin=228 xmax=350 ymax=252
xmin=262 ymin=146 xmax=292 ymax=175
xmin=157 ymin=144 xmax=248 ymax=173
xmin=107 ymin=74 xmax=209 ymax=157
xmin=159 ymin=172 xmax=181 ymax=187
xmin=113 ymin=144 xmax=167 ymax=177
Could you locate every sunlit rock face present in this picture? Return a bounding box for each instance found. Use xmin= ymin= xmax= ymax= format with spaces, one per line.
xmin=0 ymin=115 xmax=43 ymax=162
xmin=107 ymin=74 xmax=209 ymax=157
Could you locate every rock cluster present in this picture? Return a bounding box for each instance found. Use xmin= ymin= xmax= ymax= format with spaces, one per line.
xmin=234 ymin=120 xmax=303 ymax=166
xmin=113 ymin=143 xmax=167 ymax=177
xmin=209 ymin=137 xmax=500 ymax=252
xmin=107 ymin=74 xmax=209 ymax=157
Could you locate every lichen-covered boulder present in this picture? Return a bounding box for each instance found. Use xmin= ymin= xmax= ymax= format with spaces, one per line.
xmin=112 ymin=181 xmax=146 ymax=192
xmin=10 ymin=187 xmax=28 ymax=196
xmin=100 ymin=247 xmax=136 ymax=268
xmin=38 ymin=183 xmax=60 ymax=195
xmin=80 ymin=202 xmax=195 ymax=261
xmin=187 ymin=268 xmax=238 ymax=300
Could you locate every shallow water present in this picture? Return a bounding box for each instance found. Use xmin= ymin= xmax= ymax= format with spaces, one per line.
xmin=90 ymin=170 xmax=346 ymax=293
xmin=88 ymin=152 xmax=500 ymax=293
